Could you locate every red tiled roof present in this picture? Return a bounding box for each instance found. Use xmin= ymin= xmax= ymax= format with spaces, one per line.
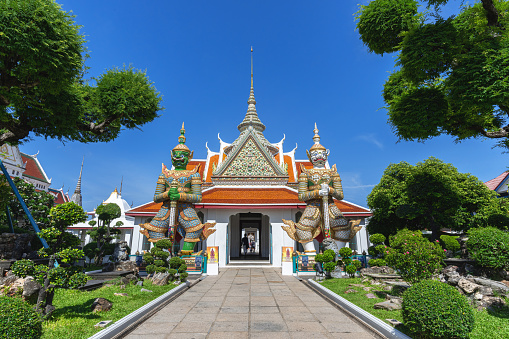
xmin=484 ymin=171 xmax=509 ymax=191
xmin=20 ymin=154 xmax=48 ymax=183
xmin=186 ymin=161 xmax=206 ymax=178
xmin=48 ymin=188 xmax=70 ymax=205
xmin=127 ymin=187 xmax=371 ymax=215
xmin=204 ymin=155 xmax=219 ymax=183
xmin=295 ymin=161 xmax=313 ymax=177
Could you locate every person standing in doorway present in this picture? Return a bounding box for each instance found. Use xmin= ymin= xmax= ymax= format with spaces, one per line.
xmin=242 ymin=234 xmax=249 ymax=256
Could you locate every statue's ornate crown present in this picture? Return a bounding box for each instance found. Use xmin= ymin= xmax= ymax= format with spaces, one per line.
xmin=309 ymin=123 xmax=326 ymax=152
xmin=172 ymin=122 xmax=191 ymax=152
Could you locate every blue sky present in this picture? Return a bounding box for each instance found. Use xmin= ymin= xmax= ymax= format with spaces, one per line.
xmin=21 ymin=0 xmax=507 ymax=213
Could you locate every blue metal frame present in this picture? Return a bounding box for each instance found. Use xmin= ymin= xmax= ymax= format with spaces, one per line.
xmin=0 ymin=158 xmax=58 ymax=266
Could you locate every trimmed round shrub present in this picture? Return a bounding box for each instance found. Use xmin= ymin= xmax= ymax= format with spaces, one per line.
xmin=403 ymin=280 xmax=474 ymax=339
xmin=179 ymin=272 xmax=188 ymax=282
xmin=155 ymin=239 xmax=172 ymax=249
xmin=368 ymin=258 xmax=387 ymax=267
xmin=0 ymin=296 xmax=42 ymax=339
xmin=338 ymin=247 xmax=352 ymax=258
xmin=169 ymin=256 xmax=185 ymax=269
xmin=314 ymin=254 xmax=324 ymax=263
xmin=178 ymin=264 xmax=187 ymax=273
xmin=369 ymin=233 xmax=386 ymax=244
xmin=352 ymin=260 xmax=362 ymax=270
xmin=345 ymin=264 xmax=357 ymax=277
xmin=367 ymin=245 xmax=377 ymax=256
xmin=11 ymin=259 xmax=35 ymax=277
xmin=322 ymin=262 xmax=336 ymax=272
xmin=467 ymin=227 xmax=509 ymax=270
xmin=440 ymin=235 xmax=460 ymax=252
xmin=322 ymin=249 xmax=336 ymax=262
xmin=145 ymin=264 xmax=156 ymax=274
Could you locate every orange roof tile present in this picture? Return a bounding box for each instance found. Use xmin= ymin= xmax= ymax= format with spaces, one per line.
xmin=186 ymin=161 xmax=206 ymax=177
xmin=204 ymin=155 xmax=219 ymax=183
xmin=295 ymin=161 xmax=313 ymax=177
xmin=284 ymin=155 xmax=296 ymax=182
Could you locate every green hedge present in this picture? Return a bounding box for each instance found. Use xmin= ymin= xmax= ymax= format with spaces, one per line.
xmin=0 ymin=296 xmax=42 ymax=339
xmin=467 ymin=227 xmax=509 ymax=270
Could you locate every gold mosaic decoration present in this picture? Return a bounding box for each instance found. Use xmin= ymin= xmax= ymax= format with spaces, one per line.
xmin=223 ymin=138 xmax=278 ymax=177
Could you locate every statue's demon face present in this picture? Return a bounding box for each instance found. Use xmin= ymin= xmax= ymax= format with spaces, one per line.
xmin=310 ymin=149 xmax=329 ymax=168
xmin=171 ymin=150 xmax=190 ymax=170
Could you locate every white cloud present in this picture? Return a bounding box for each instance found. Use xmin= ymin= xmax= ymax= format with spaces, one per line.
xmin=355 ymin=134 xmax=383 ymax=150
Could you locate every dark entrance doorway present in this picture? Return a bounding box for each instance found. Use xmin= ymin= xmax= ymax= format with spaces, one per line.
xmin=229 ymin=212 xmax=270 ymax=261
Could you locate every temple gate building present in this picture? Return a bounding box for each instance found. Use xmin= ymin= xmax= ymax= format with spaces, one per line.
xmin=125 ymin=69 xmax=372 ymax=268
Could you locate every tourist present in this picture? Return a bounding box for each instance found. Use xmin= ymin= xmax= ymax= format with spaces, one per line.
xmin=242 ymin=234 xmax=249 ymax=256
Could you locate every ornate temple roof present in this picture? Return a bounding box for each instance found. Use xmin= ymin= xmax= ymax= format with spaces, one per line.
xmin=485 ymin=171 xmax=509 ymax=195
xmin=20 ymin=152 xmax=50 ymax=184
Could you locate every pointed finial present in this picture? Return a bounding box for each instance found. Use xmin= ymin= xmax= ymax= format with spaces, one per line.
xmin=173 ymin=122 xmax=190 ymax=152
xmin=310 ymin=123 xmax=326 ymax=151
xmin=251 ymin=46 xmax=254 ymax=88
xmin=120 ymin=176 xmax=123 ymax=196
xmin=313 ymin=123 xmax=320 ymax=144
xmin=179 ymin=122 xmax=186 ymax=145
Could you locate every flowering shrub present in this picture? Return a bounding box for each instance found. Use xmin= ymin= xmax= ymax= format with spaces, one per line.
xmin=385 ymin=229 xmax=445 ymax=284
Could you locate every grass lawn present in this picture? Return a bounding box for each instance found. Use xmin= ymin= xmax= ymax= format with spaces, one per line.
xmin=42 ymin=280 xmax=180 ymax=339
xmin=320 ymin=277 xmax=509 ymax=339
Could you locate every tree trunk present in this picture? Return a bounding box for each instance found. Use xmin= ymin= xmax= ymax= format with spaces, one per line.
xmin=36 ymin=255 xmax=56 ymax=319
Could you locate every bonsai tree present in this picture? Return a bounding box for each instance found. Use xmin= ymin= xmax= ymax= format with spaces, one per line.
xmin=144 ymin=239 xmax=172 ymax=275
xmin=85 ymin=203 xmax=121 ymax=265
xmin=169 ymin=256 xmax=188 ymax=282
xmin=315 ymin=249 xmax=337 ymax=278
xmin=11 ymin=202 xmax=89 ymax=319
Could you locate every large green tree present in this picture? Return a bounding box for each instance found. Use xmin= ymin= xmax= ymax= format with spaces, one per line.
xmin=367 ymin=157 xmax=509 ymax=239
xmin=356 ymin=0 xmax=509 ymax=149
xmin=0 ymin=0 xmax=162 ymax=146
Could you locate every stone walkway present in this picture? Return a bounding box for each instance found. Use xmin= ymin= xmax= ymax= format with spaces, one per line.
xmin=125 ymin=268 xmax=378 ymax=339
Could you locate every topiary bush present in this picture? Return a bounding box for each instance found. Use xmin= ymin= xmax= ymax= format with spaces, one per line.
xmin=467 ymin=227 xmax=509 ymax=270
xmin=369 ymin=233 xmax=386 ymax=245
xmin=345 ymin=264 xmax=357 ymax=277
xmin=440 ymin=234 xmax=460 ymax=252
xmin=402 ymin=280 xmax=474 ymax=339
xmin=0 ymin=296 xmax=42 ymax=339
xmin=352 ymin=259 xmax=362 ymax=270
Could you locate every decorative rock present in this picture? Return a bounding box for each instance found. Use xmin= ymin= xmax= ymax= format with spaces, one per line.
xmin=140 ymin=288 xmax=153 ymax=292
xmin=501 ymin=280 xmax=509 ymax=288
xmin=360 ymin=266 xmax=395 ymax=275
xmin=22 ymin=278 xmax=41 ymax=299
xmin=151 ymin=272 xmax=170 ymax=286
xmin=91 ymin=298 xmax=113 ymax=312
xmin=472 ymin=277 xmax=509 ymax=295
xmin=383 ymin=286 xmax=392 ymax=291
xmin=330 ymin=269 xmax=342 ymax=279
xmin=374 ymin=300 xmax=402 ymax=311
xmin=116 ymin=260 xmax=138 ymax=273
xmin=458 ymin=278 xmax=481 ymax=294
xmin=125 ymin=274 xmax=138 ymax=284
xmin=344 ymin=289 xmax=358 ymax=294
xmin=365 ymin=293 xmax=377 ymax=299
xmin=478 ymin=286 xmax=493 ymax=296
xmin=363 ymin=287 xmax=372 ymax=292
xmin=464 ymin=263 xmax=475 ymax=274
xmin=114 ymin=293 xmax=128 ymax=297
xmin=447 ymin=275 xmax=461 ymax=286
xmin=136 ymin=281 xmax=143 ymax=287
xmin=0 ymin=275 xmax=18 ymax=287
xmin=442 ymin=265 xmax=459 ymax=276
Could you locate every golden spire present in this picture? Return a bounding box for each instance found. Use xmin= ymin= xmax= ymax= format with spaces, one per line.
xmin=251 ymin=46 xmax=253 ymax=88
xmin=238 ymin=47 xmax=266 ymax=132
xmin=172 ymin=122 xmax=190 ymax=152
xmin=310 ymin=123 xmax=326 ymax=151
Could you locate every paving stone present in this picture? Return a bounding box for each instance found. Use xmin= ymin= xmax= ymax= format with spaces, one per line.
xmin=250 ymin=320 xmax=288 ymax=332
xmin=209 ymin=331 xmax=249 ymax=339
xmin=173 ymin=320 xmax=213 ymax=333
xmin=211 ymin=321 xmax=249 ymax=332
xmin=286 ymin=321 xmax=327 ymax=333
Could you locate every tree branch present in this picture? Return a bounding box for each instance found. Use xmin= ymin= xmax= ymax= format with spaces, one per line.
xmin=477 ymin=125 xmax=509 ymax=138
xmin=77 ymin=116 xmax=117 ymax=135
xmin=481 ymin=0 xmax=499 ymax=27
